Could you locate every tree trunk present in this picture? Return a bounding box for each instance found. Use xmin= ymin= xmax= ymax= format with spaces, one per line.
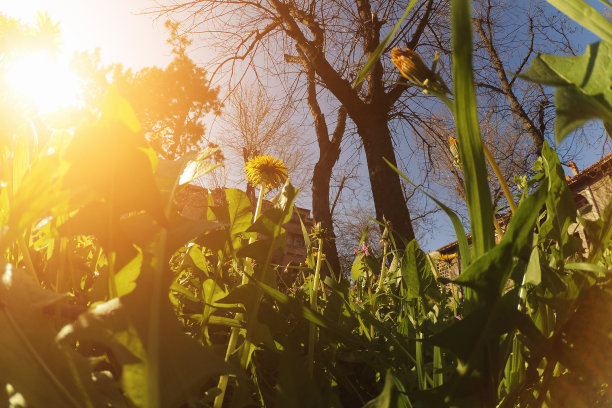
xmin=356 ymin=113 xmax=415 ymax=243
xmin=312 ymin=154 xmax=342 ymax=276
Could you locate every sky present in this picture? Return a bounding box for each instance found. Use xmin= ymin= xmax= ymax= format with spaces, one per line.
xmin=2 ymin=0 xmax=611 ymax=253
xmin=2 ymin=0 xmax=173 ymax=69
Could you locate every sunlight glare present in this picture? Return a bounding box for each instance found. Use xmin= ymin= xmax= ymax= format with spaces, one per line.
xmin=5 ymin=51 xmax=82 ymax=113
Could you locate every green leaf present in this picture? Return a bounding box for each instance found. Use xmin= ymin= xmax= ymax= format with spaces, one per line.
xmin=3 ymin=153 xmax=72 ymax=251
xmin=178 ymin=147 xmax=222 ymax=186
xmin=253 ymin=280 xmax=365 ymax=347
xmin=545 ymin=0 xmax=612 ymax=44
xmin=188 ymin=245 xmax=208 ymax=274
xmin=273 ymin=350 xmax=324 ymax=408
xmin=225 ymin=188 xmax=254 ymax=237
xmin=201 ymin=279 xmax=229 ymax=324
xmin=101 ymin=85 xmax=142 ymax=133
xmin=519 ymin=42 xmax=612 ymax=144
xmin=451 ymin=0 xmax=495 ymax=259
xmin=269 ymin=180 xmax=299 ymax=226
xmin=115 ymin=250 xmax=143 ymax=297
xmin=586 ymin=197 xmax=612 ymax=260
xmin=539 ymin=142 xmax=577 ymax=248
xmin=0 ymin=265 xmax=114 ymax=408
xmin=352 ymin=0 xmax=419 ymax=87
xmin=524 ymin=246 xmax=542 ymax=286
xmin=59 ymin=202 xmax=138 ymax=269
xmin=58 ymin=263 xmax=231 ymax=408
xmin=565 ymin=262 xmax=609 ymax=277
xmin=165 ymin=211 xmax=222 ymax=254
xmin=401 ymin=239 xmax=434 ymax=300
xmin=64 ymin=113 xmax=165 ymax=226
xmin=362 ymin=370 xmax=409 ymax=408
xmin=428 ymin=290 xmax=542 ymax=391
xmin=455 ymin=184 xmax=547 ymax=302
xmin=351 ymin=253 xmax=367 ymax=282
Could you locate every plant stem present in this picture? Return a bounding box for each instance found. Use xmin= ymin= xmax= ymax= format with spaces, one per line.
xmin=368 ymin=284 xmax=375 ymax=339
xmin=438 ymin=93 xmax=517 ymax=215
xmin=493 ymin=215 xmax=504 ymax=240
xmin=376 ymin=241 xmax=389 ymax=294
xmin=308 ymin=237 xmax=324 ymax=375
xmin=482 ymin=144 xmax=517 ymax=213
xmin=214 ymin=186 xmax=265 ymax=408
xmin=433 ymin=346 xmax=443 ymax=387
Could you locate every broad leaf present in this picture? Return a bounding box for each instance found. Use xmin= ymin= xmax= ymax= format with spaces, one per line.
xmin=523 ymin=246 xmax=542 ymax=286
xmin=114 ymin=250 xmax=143 ymax=297
xmin=226 ymin=188 xmax=254 ymax=237
xmin=64 ymin=90 xmax=165 ymax=226
xmin=519 ymin=42 xmax=612 ymax=144
xmin=178 ymin=147 xmax=222 ymax=186
xmin=455 ymin=184 xmax=547 ymax=302
xmin=539 ymin=142 xmax=577 ymax=250
xmin=545 ymin=0 xmax=612 ymax=44
xmin=351 ymin=253 xmax=367 ymax=282
xmin=0 ymin=265 xmax=114 ymax=408
xmin=57 ymin=261 xmax=230 ymax=408
xmin=401 ymin=239 xmax=434 ymax=300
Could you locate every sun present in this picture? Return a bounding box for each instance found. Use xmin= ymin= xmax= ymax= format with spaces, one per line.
xmin=5 ymin=50 xmax=82 ymax=113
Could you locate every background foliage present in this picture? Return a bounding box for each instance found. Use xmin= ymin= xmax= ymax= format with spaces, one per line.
xmin=1 ymin=0 xmax=612 ymax=407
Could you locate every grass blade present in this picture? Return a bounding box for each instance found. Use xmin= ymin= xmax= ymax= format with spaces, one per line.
xmin=353 ymin=0 xmax=419 ymax=87
xmin=384 ymin=158 xmax=471 ymax=268
xmin=450 ymin=0 xmax=495 ymax=259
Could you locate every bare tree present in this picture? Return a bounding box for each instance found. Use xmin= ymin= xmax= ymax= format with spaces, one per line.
xmin=291 ymin=52 xmax=348 ymax=275
xmin=151 ymin=0 xmax=450 ymax=243
xmin=149 ymin=0 xmax=595 ymax=260
xmin=216 ymin=82 xmax=312 ymax=198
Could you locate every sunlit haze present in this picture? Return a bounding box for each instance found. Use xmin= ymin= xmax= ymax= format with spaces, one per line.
xmin=6 ymin=51 xmax=82 ymax=113
xmin=2 ymin=0 xmax=172 ymax=69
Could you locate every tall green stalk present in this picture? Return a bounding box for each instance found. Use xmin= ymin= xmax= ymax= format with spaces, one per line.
xmin=375 ymin=241 xmax=389 ymax=294
xmin=308 ymin=237 xmax=324 ymax=375
xmin=450 ymin=0 xmax=496 ymax=263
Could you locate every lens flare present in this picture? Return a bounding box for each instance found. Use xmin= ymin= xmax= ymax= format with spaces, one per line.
xmin=5 ymin=50 xmax=82 ymax=113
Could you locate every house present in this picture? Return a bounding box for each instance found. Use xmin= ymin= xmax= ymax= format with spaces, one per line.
xmin=175 ymin=184 xmax=313 ymax=266
xmin=433 ymin=153 xmax=612 ymax=284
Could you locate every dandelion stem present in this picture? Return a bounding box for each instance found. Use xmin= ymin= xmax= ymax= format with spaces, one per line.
xmin=493 ymin=214 xmax=504 ymax=240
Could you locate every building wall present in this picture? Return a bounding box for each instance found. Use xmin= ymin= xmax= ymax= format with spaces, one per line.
xmin=432 ymin=154 xmax=612 ymax=286
xmin=175 ymin=184 xmax=313 ymax=266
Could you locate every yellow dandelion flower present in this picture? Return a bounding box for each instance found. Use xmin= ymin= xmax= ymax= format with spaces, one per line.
xmin=439 ymin=253 xmax=457 ymax=262
xmin=391 ymin=47 xmax=450 ymax=94
xmin=244 ymin=155 xmax=289 ymax=189
xmin=449 ymin=136 xmax=461 ymax=168
xmin=313 ymin=251 xmax=326 ymax=260
xmin=391 ymin=47 xmax=431 ymax=84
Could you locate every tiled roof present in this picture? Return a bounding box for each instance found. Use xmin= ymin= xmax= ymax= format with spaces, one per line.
xmin=567 ymin=153 xmax=612 ymax=189
xmin=434 ymin=152 xmax=612 ymax=254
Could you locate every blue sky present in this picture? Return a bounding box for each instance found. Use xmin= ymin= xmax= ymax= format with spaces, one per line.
xmin=3 ymin=0 xmax=610 ymax=253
